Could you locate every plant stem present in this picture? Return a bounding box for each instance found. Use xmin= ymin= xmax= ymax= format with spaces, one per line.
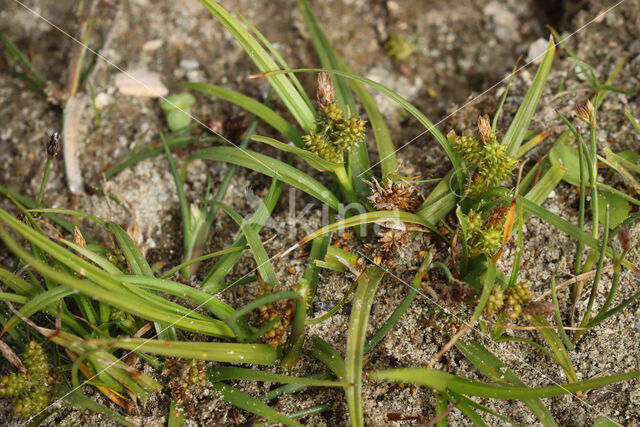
xmin=574 ymin=206 xmax=609 ymax=344
xmin=574 ymin=135 xmax=586 ymax=275
xmin=551 ymin=276 xmax=573 ymax=351
xmin=334 ymin=164 xmax=359 ymax=205
xmin=598 ymin=254 xmax=624 ymax=316
xmin=36 ymin=158 xmax=52 ymax=208
xmin=588 ymin=122 xmax=598 ymax=242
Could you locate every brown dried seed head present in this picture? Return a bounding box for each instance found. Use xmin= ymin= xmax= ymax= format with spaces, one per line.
xmin=618 ymin=226 xmax=631 ymax=253
xmin=316 ymin=72 xmax=335 ymax=106
xmin=365 ymin=178 xmax=420 ymax=212
xmin=522 ymin=300 xmax=555 ymax=317
xmin=477 ymin=114 xmax=491 ymax=143
xmin=485 ymin=206 xmax=510 ymax=228
xmin=575 ymin=104 xmax=589 ymax=123
xmin=376 ymin=228 xmax=409 ymax=257
xmin=73 ymin=226 xmax=86 ymax=249
xmin=47 ymin=132 xmax=60 ymax=159
xmin=223 ymin=114 xmax=248 ymax=141
xmin=576 ymin=100 xmax=596 ymax=128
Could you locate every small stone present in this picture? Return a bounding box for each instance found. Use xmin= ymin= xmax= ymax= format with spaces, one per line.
xmin=180 ymin=59 xmax=200 ymax=69
xmin=387 ymin=1 xmax=400 ymax=16
xmin=94 ymin=92 xmax=113 ymax=110
xmin=527 ymin=38 xmax=549 ymax=64
xmin=114 ymin=70 xmax=168 ymax=98
xmin=142 ymin=39 xmax=163 ymax=51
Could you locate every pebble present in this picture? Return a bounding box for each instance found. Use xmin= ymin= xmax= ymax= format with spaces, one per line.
xmin=180 ymin=59 xmax=200 ymax=69
xmin=94 ymin=93 xmax=113 ymax=110
xmin=527 ymin=38 xmax=549 ymax=64
xmin=142 ymin=39 xmax=163 ymax=51
xmin=114 ymin=70 xmax=168 ymax=97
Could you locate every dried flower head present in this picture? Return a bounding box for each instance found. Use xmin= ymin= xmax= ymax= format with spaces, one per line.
xmin=46 ymin=132 xmax=60 ymax=159
xmin=477 ymin=114 xmax=492 ymax=143
xmin=436 ymin=279 xmax=472 ymax=305
xmin=316 ymin=72 xmax=335 ymax=106
xmin=575 ymin=100 xmax=595 ymax=128
xmin=223 ymin=114 xmax=248 ymax=141
xmin=484 ymin=206 xmax=510 ymax=228
xmin=73 ymin=226 xmax=86 ymax=249
xmin=618 ymin=226 xmax=631 ymax=253
xmin=365 ymin=178 xmax=420 ymax=212
xmin=522 ymin=300 xmax=555 ymax=317
xmin=377 ymin=228 xmax=409 ymax=254
xmin=167 ymin=358 xmax=207 ymax=415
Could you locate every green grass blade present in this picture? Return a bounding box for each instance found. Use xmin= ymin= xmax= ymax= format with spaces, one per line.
xmin=202 ymin=180 xmax=283 ymax=292
xmin=252 ymin=135 xmax=340 ymax=171
xmin=364 ymin=250 xmax=432 ymax=354
xmin=182 ymin=82 xmax=304 ymax=146
xmin=190 ymin=146 xmax=340 ymax=209
xmin=0 ymin=31 xmax=46 ymax=90
xmin=239 ymin=15 xmax=314 ymax=113
xmin=345 ymin=266 xmax=385 ymax=427
xmin=530 ymin=316 xmax=577 ymax=382
xmin=0 ymin=267 xmax=38 ymax=296
xmin=210 ymin=382 xmax=304 ymax=427
xmin=455 ymin=341 xmax=556 ymax=426
xmin=303 ymin=234 xmax=331 ymax=314
xmin=0 ymin=212 xmax=235 ymax=337
xmin=107 ymin=221 xmax=153 ymax=277
xmin=168 ymin=400 xmax=185 ymax=427
xmin=261 ymin=370 xmax=334 ymax=403
xmin=523 ymin=159 xmax=566 ymax=205
xmin=295 ymin=0 xmax=373 ymax=194
xmin=107 ymin=220 xmax=179 ymax=339
xmin=286 ymin=210 xmax=441 ymax=255
xmin=229 ymin=291 xmax=299 ymax=323
xmin=519 ymin=197 xmax=636 ymax=271
xmin=3 ymin=287 xmax=76 ymax=334
xmin=0 ymin=185 xmax=81 ymax=238
xmin=626 ymin=109 xmax=640 ymax=134
xmin=57 ymin=384 xmax=134 ymax=427
xmin=197 ymin=0 xmax=315 ymax=131
xmin=282 ymin=278 xmax=309 ymax=370
xmin=311 ymin=336 xmax=346 ymax=380
xmin=295 ymin=0 xmax=356 ymax=113
xmin=212 ymin=201 xmax=278 ymax=288
xmin=160 ymin=246 xmax=247 ymax=279
xmin=190 ymin=102 xmax=267 ymax=274
xmin=594 ymin=418 xmax=622 ymax=427
xmin=348 ymin=74 xmax=398 ymax=177
xmin=92 ymin=339 xmax=277 ymax=365
xmin=463 ymin=254 xmax=496 ymax=322
xmin=503 ymin=38 xmax=555 ymax=156
xmin=162 ymin=134 xmax=191 ymax=259
xmin=116 ymin=275 xmax=236 ymax=320
xmin=68 ymin=235 xmax=118 ymax=275
xmin=29 ymin=208 xmax=108 ymax=228
xmin=440 ymin=390 xmax=489 ymax=426
xmin=207 ymin=366 xmax=345 ymax=387
xmin=105 ymin=135 xmax=213 ymax=178
xmin=370 ymin=368 xmax=640 ymax=399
